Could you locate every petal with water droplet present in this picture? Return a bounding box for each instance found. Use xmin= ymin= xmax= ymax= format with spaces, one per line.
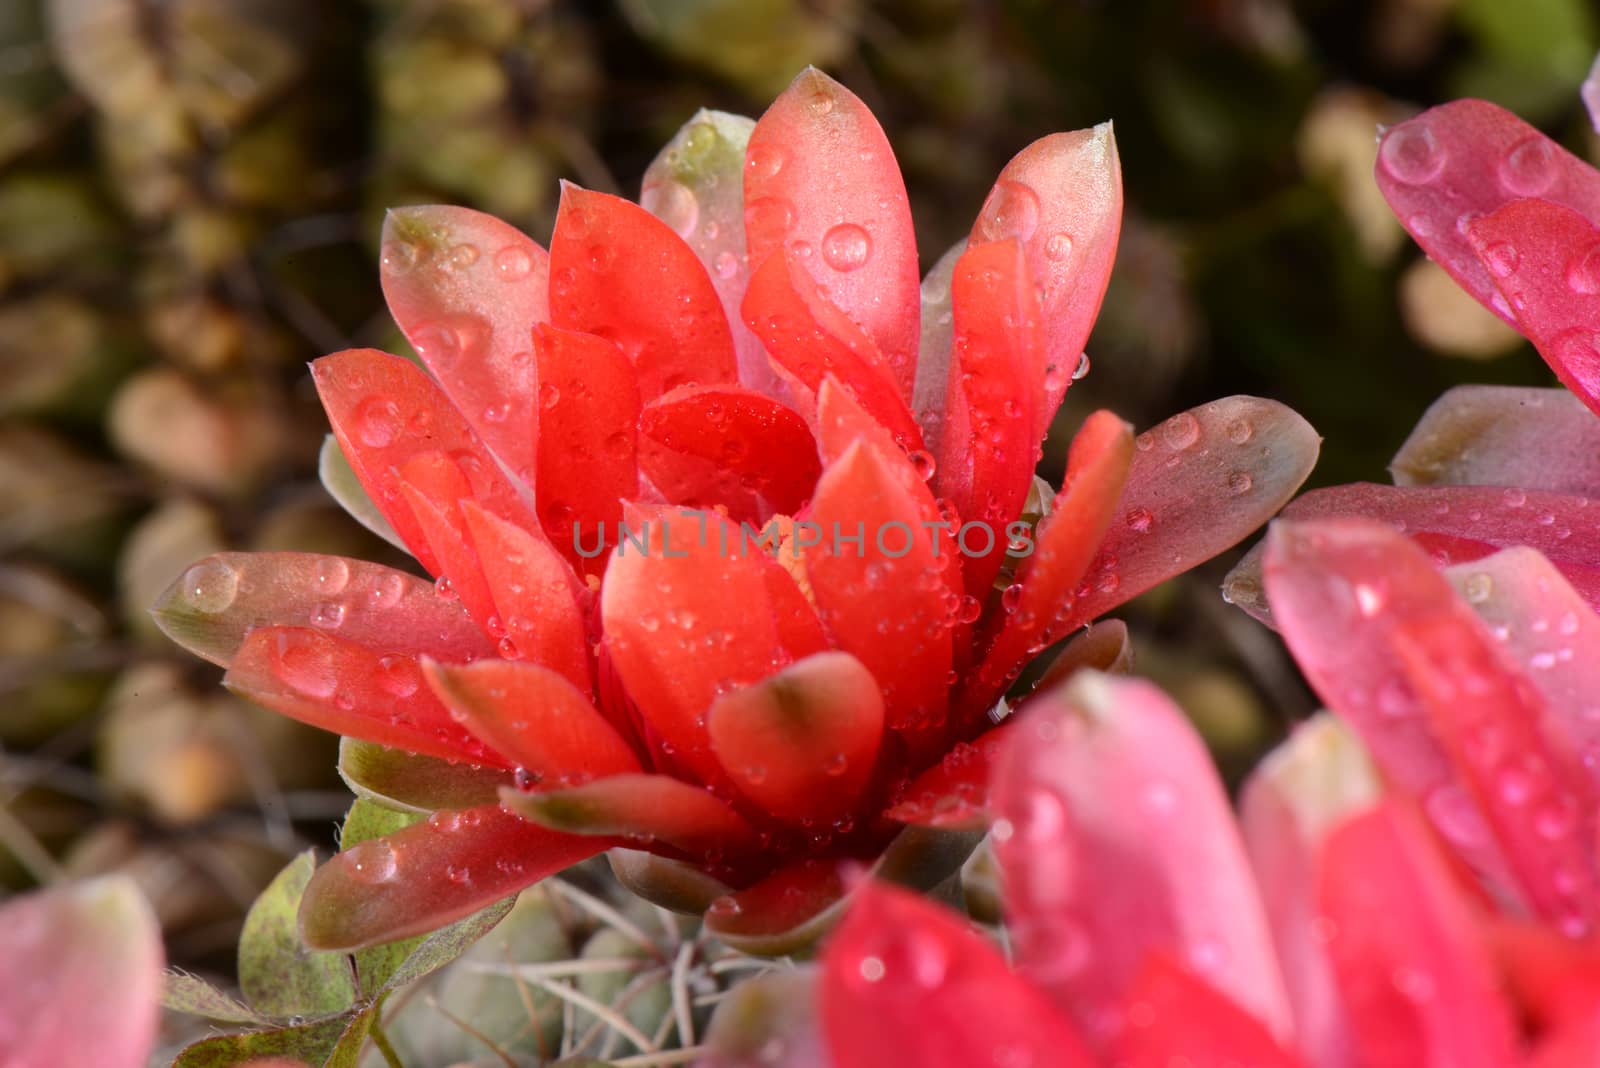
xmin=549 ymin=183 xmax=738 ymax=400
xmin=380 ymin=206 xmax=548 ymax=475
xmin=1391 ymin=385 xmax=1600 ymax=495
xmin=1374 ymin=100 xmax=1600 ymax=326
xmin=151 ymin=551 xmax=491 ymax=668
xmin=708 ymin=651 xmax=883 ymax=825
xmin=424 ymin=659 xmax=639 ymax=784
xmin=499 ymin=773 xmax=757 ymax=857
xmin=300 ymin=804 xmax=603 ymax=950
xmin=0 ymin=876 xmax=162 ymax=1068
xmin=338 ymin=738 xmax=513 ymax=813
xmin=225 ymin=625 xmax=505 ymax=767
xmin=1317 ymin=802 xmax=1519 ymax=1068
xmin=911 ymin=239 xmax=967 ymax=454
xmin=395 ymin=453 xmax=514 ymax=640
xmin=883 ymin=720 xmax=1016 ymax=831
xmin=746 ymin=69 xmax=921 ymax=398
xmin=1466 ymin=199 xmax=1600 ymax=417
xmin=819 ymin=881 xmax=1097 ymax=1068
xmin=972 ymin=124 xmax=1122 ymax=405
xmin=990 ymin=672 xmax=1295 ymax=1049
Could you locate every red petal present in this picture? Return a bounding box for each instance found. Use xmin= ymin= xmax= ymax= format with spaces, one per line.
xmin=641 ymin=109 xmax=783 ymax=396
xmin=548 ymin=183 xmax=737 ymax=400
xmin=805 ymin=439 xmax=953 ymax=731
xmin=1240 ymin=715 xmax=1383 ymax=1068
xmin=1489 ymin=918 xmax=1600 ymax=1033
xmin=299 ymin=804 xmax=605 ymax=949
xmin=1269 ymin=483 xmax=1600 ymax=613
xmin=705 ymin=859 xmax=849 ymax=955
xmin=312 ymin=348 xmax=525 ymax=575
xmin=1467 ymin=198 xmax=1600 ymax=414
xmin=883 ymin=720 xmax=1015 ymax=831
xmin=640 ymin=384 xmax=821 ymax=518
xmin=990 ymin=673 xmax=1294 ymax=1049
xmin=1264 ymin=520 xmax=1600 ymax=930
xmin=971 ymin=124 xmax=1122 ymax=403
xmin=1069 ymin=396 xmax=1322 ymax=626
xmin=224 ymin=625 xmax=505 ymax=767
xmin=379 ymin=205 xmax=547 ymax=475
xmin=742 ymin=246 xmax=925 ymax=449
xmin=422 ymin=659 xmax=640 ymax=784
xmin=499 ymin=773 xmax=758 ymax=857
xmin=1110 ymin=955 xmax=1308 ymax=1068
xmin=1374 ymin=100 xmax=1600 ymax=326
xmin=532 ymin=322 xmax=641 ymax=573
xmin=458 ymin=501 xmax=590 ymax=689
xmin=708 ymin=651 xmax=884 ymax=825
xmin=600 ymin=506 xmax=826 ymax=784
xmin=745 ymin=69 xmax=920 ymax=398
xmin=152 ymin=551 xmax=491 ymax=668
xmin=937 ymin=239 xmax=1046 ymax=598
xmin=965 ymin=410 xmax=1132 ymax=717
xmin=395 ymin=453 xmax=504 ymax=638
xmin=1317 ymin=802 xmax=1520 ymax=1068
xmin=1391 ymin=385 xmax=1600 ymax=496
xmin=0 ymin=877 xmax=162 ymax=1068
xmin=819 ymin=882 xmax=1096 ymax=1068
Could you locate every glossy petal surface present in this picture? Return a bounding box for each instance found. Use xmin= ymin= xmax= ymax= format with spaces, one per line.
xmin=1392 ymin=385 xmax=1600 ymax=495
xmin=500 ymin=774 xmax=757 ymax=857
xmin=1110 ymin=955 xmax=1308 ymax=1068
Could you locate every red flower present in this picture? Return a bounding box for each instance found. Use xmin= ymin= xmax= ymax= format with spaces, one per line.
xmin=703 ymin=670 xmax=1600 ymax=1068
xmin=1224 ymin=78 xmax=1600 ymax=614
xmin=154 ymin=70 xmax=1318 ymax=951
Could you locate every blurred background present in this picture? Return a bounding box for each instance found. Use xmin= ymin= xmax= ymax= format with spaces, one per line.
xmin=2 ymin=0 xmax=1597 ymax=979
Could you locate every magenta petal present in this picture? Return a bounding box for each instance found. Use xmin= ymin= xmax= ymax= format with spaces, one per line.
xmin=1392 ymin=385 xmax=1600 ymax=496
xmin=990 ymin=671 xmax=1294 ymax=1050
xmin=1374 ymin=100 xmax=1600 ymax=326
xmin=0 ymin=877 xmax=162 ymax=1068
xmin=1240 ymin=715 xmax=1382 ymax=1068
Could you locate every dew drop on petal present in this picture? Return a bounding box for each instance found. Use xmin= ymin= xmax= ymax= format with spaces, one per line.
xmin=714 ymin=251 xmax=739 ymax=279
xmin=1225 ymin=417 xmax=1254 ymax=444
xmin=1481 ymin=242 xmax=1519 ymax=278
xmin=346 ymin=840 xmax=399 ymax=884
xmin=378 ymin=655 xmax=420 ymax=697
xmin=822 ymin=223 xmax=872 ymax=271
xmin=1126 ymin=507 xmax=1153 ymax=534
xmin=1379 ymin=122 xmax=1446 ymax=185
xmin=448 ymin=244 xmax=480 ymax=269
xmin=494 ymin=245 xmax=533 ymax=280
xmin=641 ymin=179 xmax=699 ymax=239
xmin=1160 ymin=412 xmax=1201 ymax=450
xmin=435 ymin=575 xmax=456 ymax=600
xmin=371 ymin=572 xmax=405 ymax=609
xmin=380 ymin=240 xmax=418 ymax=274
xmin=1568 ymin=244 xmax=1600 ymax=295
xmin=746 ymin=143 xmax=784 ymax=179
xmin=354 ymin=396 xmax=402 ymax=448
xmin=1001 ymin=583 xmax=1025 ymax=612
xmin=183 ymin=559 xmax=238 ymax=613
xmin=312 ymin=601 xmax=347 ymax=629
xmin=746 ymin=196 xmax=796 ymax=239
xmin=1227 ymin=471 xmax=1254 ymax=496
xmin=908 ymin=449 xmax=936 ymax=481
xmin=273 ymin=633 xmax=338 ymax=698
xmin=1071 ymin=352 xmax=1091 ymax=380
xmin=1499 ymin=136 xmax=1557 ymax=196
xmin=976 ymin=180 xmax=1042 ymax=242
xmin=1045 ymin=232 xmax=1074 ymax=262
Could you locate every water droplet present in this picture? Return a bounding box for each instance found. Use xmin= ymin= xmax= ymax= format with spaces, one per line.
xmin=746 ymin=196 xmax=796 ymax=239
xmin=346 ymin=840 xmax=398 ymax=884
xmin=1126 ymin=507 xmax=1153 ymax=534
xmin=183 ymin=559 xmax=238 ymax=613
xmin=411 ymin=321 xmax=460 ymax=363
xmin=380 ymin=240 xmax=419 ymax=274
xmin=1498 ymin=764 xmax=1534 ymax=806
xmin=539 ymin=382 xmax=561 ymax=410
xmin=497 ymin=636 xmax=520 ymax=659
xmin=1353 ymin=583 xmax=1383 ymax=617
xmin=805 ymin=88 xmax=835 ymax=116
xmin=312 ymin=601 xmax=347 ymax=629
xmin=354 ymin=396 xmax=402 ymax=448
xmin=954 ymin=595 xmax=982 ymax=624
xmin=448 ymin=244 xmax=480 ymax=269
xmin=378 ymin=655 xmax=419 ymax=697
xmin=642 ymin=179 xmax=699 ymax=239
xmin=1001 ymin=583 xmax=1025 ymax=612
xmin=858 ymin=955 xmax=886 ymax=983
xmin=1499 ymin=136 xmax=1557 ymax=196
xmin=1482 ymin=242 xmax=1519 ymax=278
xmin=1071 ymin=352 xmax=1091 ymax=381
xmin=435 ymin=575 xmax=456 ymax=600
xmin=1045 ymin=232 xmax=1074 ymax=262
xmin=1161 ymin=412 xmax=1201 ymax=450
xmin=494 ymin=245 xmax=533 ymax=280
xmin=976 ymin=181 xmax=1042 ymax=242
xmin=714 ymin=250 xmax=739 ymax=279
xmin=746 ymin=143 xmax=784 ymax=179
xmin=1568 ymin=243 xmax=1600 ymax=295
xmin=822 ymin=223 xmax=872 ymax=271
xmin=1380 ymin=122 xmax=1446 ymax=185
xmin=428 ymin=809 xmax=460 ymax=832
xmin=1462 ymin=572 xmax=1493 ymax=604
xmin=1227 ymin=471 xmax=1254 ymax=496
xmin=1225 ymin=417 xmax=1254 ymax=444
xmin=908 ymin=449 xmax=936 ymax=480
xmin=313 ymin=558 xmax=350 ymax=595
xmin=445 ymin=864 xmax=472 ymax=886
xmin=273 ymin=633 xmax=338 ymax=698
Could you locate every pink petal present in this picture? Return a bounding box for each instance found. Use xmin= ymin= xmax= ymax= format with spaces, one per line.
xmin=708 ymin=651 xmax=884 ymax=825
xmin=1263 ymin=520 xmax=1600 ymax=931
xmin=152 ymin=551 xmax=491 ymax=668
xmin=379 ymin=205 xmax=548 ymax=475
xmin=548 ymin=183 xmax=738 ymax=399
xmin=742 ymin=245 xmax=925 ymax=449
xmin=745 ymin=69 xmax=920 ymax=398
xmin=1240 ymin=715 xmax=1383 ymax=1068
xmin=990 ymin=672 xmax=1294 ymax=1049
xmin=1317 ymin=802 xmax=1520 ymax=1068
xmin=0 ymin=877 xmax=162 ymax=1068
xmin=970 ymin=123 xmax=1122 ymax=404
xmin=1465 ymin=199 xmax=1600 ymax=413
xmin=299 ymin=804 xmax=605 ymax=949
xmin=1374 ymin=99 xmax=1600 ymax=325
xmin=1109 ymin=955 xmax=1309 ymax=1068
xmin=1391 ymin=385 xmax=1600 ymax=495
xmin=639 ymin=384 xmax=821 ymax=518
xmin=311 ymin=348 xmax=525 ymax=575
xmin=600 ymin=505 xmax=826 ymax=784
xmin=532 ymin=322 xmax=641 ymax=574
xmin=641 ymin=109 xmax=784 ymax=397
xmin=422 ymin=659 xmax=640 ymax=783
xmin=818 ymin=881 xmax=1096 ymax=1068
xmin=1067 ymin=396 xmax=1322 ymax=627
xmin=937 ymin=239 xmax=1046 ymax=598
xmin=224 ymin=625 xmax=504 ymax=767
xmin=500 ymin=773 xmax=758 ymax=859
